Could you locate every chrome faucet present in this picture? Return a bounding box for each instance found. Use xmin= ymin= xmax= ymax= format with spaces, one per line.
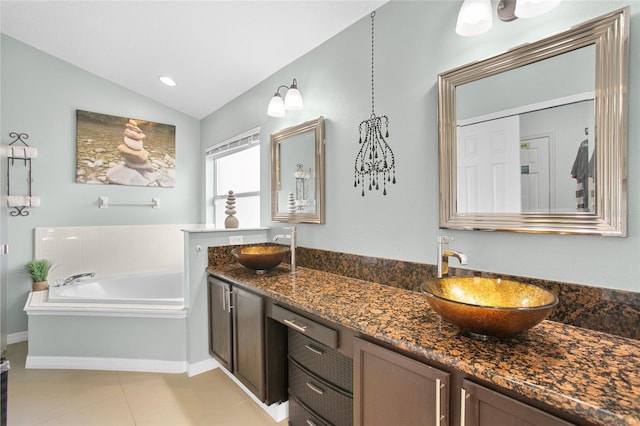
xmin=62 ymin=272 xmax=96 ymax=286
xmin=273 ymin=226 xmax=297 ymax=274
xmin=437 ymin=236 xmax=468 ymax=278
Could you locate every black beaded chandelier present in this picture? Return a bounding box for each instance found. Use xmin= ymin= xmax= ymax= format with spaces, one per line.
xmin=354 ymin=11 xmax=396 ymax=197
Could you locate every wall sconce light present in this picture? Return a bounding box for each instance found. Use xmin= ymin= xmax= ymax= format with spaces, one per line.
xmin=456 ymin=0 xmax=493 ymax=37
xmin=456 ymin=0 xmax=561 ymax=36
xmin=267 ymin=78 xmax=303 ymax=117
xmin=510 ymin=0 xmax=561 ymax=19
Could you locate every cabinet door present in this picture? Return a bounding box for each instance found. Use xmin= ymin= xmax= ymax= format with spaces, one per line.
xmin=208 ymin=277 xmax=232 ymax=371
xmin=461 ymin=380 xmax=574 ymax=426
xmin=353 ymin=337 xmax=450 ymax=426
xmin=233 ymin=286 xmax=265 ymax=401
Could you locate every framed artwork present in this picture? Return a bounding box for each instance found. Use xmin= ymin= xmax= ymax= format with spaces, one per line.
xmin=76 ymin=110 xmax=176 ymax=187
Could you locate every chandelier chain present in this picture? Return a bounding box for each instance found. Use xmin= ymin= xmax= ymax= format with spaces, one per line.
xmin=371 ymin=11 xmax=375 ymax=117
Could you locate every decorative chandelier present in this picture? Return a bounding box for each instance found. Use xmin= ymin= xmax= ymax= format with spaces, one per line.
xmin=354 ymin=11 xmax=396 ymax=197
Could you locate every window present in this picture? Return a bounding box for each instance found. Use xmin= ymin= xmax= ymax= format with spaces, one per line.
xmin=206 ymin=128 xmax=260 ymax=228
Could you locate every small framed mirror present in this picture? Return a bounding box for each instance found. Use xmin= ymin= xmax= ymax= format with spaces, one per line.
xmin=271 ymin=116 xmax=325 ymax=224
xmin=438 ymin=8 xmax=629 ymax=236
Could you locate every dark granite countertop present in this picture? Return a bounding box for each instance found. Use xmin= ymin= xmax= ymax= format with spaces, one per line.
xmin=207 ymin=264 xmax=640 ymax=426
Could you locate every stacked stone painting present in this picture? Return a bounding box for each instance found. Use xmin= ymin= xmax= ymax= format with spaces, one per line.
xmin=76 ymin=110 xmax=176 ymax=187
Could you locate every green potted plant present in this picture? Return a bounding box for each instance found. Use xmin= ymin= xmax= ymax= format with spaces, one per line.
xmin=25 ymin=259 xmax=55 ymax=291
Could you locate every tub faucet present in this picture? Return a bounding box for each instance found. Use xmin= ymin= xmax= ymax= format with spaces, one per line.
xmin=63 ymin=272 xmax=96 ymax=286
xmin=437 ymin=236 xmax=468 ymax=278
xmin=273 ymin=226 xmax=297 ymax=274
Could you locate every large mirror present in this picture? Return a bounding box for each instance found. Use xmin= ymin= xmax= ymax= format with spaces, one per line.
xmin=438 ymin=8 xmax=628 ymax=236
xmin=271 ymin=116 xmax=325 ymax=224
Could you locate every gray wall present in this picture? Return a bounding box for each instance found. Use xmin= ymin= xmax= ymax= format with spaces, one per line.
xmin=3 ymin=1 xmax=639 ymax=337
xmin=1 ymin=35 xmax=201 ymax=334
xmin=201 ymin=1 xmax=639 ymax=293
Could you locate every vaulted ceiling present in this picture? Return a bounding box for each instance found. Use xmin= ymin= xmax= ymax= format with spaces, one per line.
xmin=1 ymin=1 xmax=387 ymax=119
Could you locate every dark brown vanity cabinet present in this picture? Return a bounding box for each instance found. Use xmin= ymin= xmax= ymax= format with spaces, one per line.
xmin=232 ymin=285 xmax=265 ymax=399
xmin=353 ymin=337 xmax=450 ymax=426
xmin=208 ymin=274 xmax=585 ymax=425
xmin=207 ymin=276 xmax=286 ymax=405
xmin=460 ymin=380 xmax=574 ymax=426
xmin=269 ymin=304 xmax=354 ymax=426
xmin=288 ymin=329 xmax=354 ymax=426
xmin=208 ymin=277 xmax=232 ymax=371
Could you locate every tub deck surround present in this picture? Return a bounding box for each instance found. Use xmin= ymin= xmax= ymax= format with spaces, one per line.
xmin=208 ymin=263 xmax=640 ymax=426
xmin=25 ymin=289 xmax=186 ymax=318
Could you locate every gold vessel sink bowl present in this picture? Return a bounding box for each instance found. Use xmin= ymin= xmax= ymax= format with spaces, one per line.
xmin=420 ymin=277 xmax=558 ymax=339
xmin=232 ymin=245 xmax=290 ymax=274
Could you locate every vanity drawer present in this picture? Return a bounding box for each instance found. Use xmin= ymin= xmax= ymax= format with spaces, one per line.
xmin=288 ymin=394 xmax=332 ymax=426
xmin=288 ymin=329 xmax=353 ymax=393
xmin=289 ymin=359 xmax=353 ymax=426
xmin=272 ymin=304 xmax=338 ymax=349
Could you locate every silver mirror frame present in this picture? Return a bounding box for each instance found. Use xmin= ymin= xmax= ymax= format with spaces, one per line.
xmin=271 ymin=116 xmax=325 ymax=224
xmin=438 ymin=7 xmax=629 ymax=236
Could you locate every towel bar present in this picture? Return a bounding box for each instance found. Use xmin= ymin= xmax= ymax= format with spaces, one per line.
xmin=98 ymin=196 xmax=160 ymax=209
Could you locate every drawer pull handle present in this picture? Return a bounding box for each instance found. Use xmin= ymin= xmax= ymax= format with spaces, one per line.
xmin=284 ymin=318 xmax=308 ymax=333
xmin=305 ymin=382 xmax=324 ymax=395
xmin=435 ymin=378 xmax=444 ymax=424
xmin=460 ymin=387 xmax=468 ymax=426
xmin=304 ymin=344 xmax=324 ymax=355
xmin=306 ymin=420 xmax=317 ymax=426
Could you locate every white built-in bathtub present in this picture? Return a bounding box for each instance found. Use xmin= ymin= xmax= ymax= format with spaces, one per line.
xmin=47 ymin=270 xmax=184 ymax=305
xmin=25 ymin=270 xmax=188 ymax=374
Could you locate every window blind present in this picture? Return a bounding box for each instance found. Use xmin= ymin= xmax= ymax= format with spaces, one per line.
xmin=206 ymin=127 xmax=260 ymax=158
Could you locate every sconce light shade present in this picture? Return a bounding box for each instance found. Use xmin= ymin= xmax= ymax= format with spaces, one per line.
xmin=284 ymin=84 xmax=303 ymax=110
xmin=456 ymin=0 xmax=493 ymax=36
xmin=515 ymin=0 xmax=561 ymax=18
xmin=267 ymin=78 xmax=303 ymax=117
xmin=267 ymin=93 xmax=286 ymax=117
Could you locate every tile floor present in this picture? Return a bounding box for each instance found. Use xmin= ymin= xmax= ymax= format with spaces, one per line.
xmin=4 ymin=342 xmax=287 ymax=426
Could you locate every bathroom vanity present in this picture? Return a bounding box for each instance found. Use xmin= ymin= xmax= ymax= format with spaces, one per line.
xmin=207 ymin=276 xmax=287 ymax=404
xmin=207 ymin=264 xmax=639 ymax=426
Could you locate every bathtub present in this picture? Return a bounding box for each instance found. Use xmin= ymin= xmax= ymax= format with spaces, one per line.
xmin=25 ymin=269 xmax=187 ymax=374
xmin=47 ymin=270 xmax=184 ymax=305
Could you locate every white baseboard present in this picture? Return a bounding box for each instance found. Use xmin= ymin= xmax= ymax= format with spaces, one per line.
xmin=7 ymin=331 xmax=28 ymax=344
xmin=187 ymin=357 xmax=219 ymax=377
xmin=26 ymin=355 xmax=187 ymax=374
xmin=218 ymin=365 xmax=289 ymax=422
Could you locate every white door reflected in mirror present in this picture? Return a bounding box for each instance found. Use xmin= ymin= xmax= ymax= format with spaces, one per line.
xmin=456 ymin=100 xmax=594 ymax=214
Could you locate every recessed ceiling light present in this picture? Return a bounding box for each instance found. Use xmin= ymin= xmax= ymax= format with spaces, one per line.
xmin=159 ymin=76 xmax=177 ymax=87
